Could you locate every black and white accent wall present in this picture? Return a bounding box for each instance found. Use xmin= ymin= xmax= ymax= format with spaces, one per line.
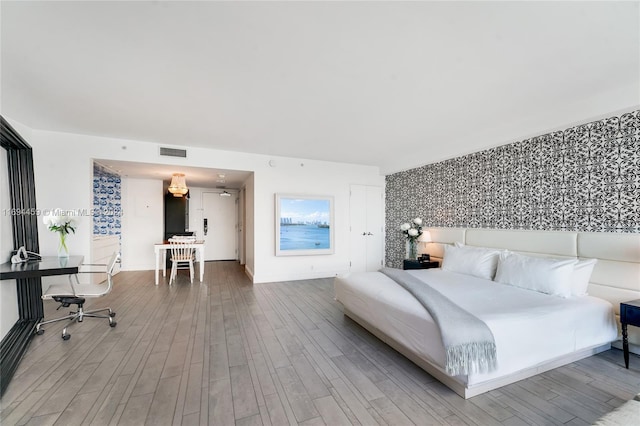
xmin=385 ymin=110 xmax=640 ymax=268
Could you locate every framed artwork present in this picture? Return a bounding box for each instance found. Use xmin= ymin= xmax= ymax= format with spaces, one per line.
xmin=275 ymin=194 xmax=334 ymax=256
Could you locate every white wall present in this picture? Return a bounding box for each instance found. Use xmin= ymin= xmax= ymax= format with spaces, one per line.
xmin=252 ymin=159 xmax=382 ymax=282
xmin=22 ymin=125 xmax=383 ymax=284
xmin=121 ymin=177 xmax=164 ymax=270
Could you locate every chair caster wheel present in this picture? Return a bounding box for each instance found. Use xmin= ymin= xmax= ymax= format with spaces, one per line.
xmin=110 ymin=321 xmax=117 ymax=327
xmin=36 ymin=329 xmax=44 ymax=335
xmin=62 ymin=334 xmax=70 ymax=340
xmin=109 ymin=312 xmax=116 ymax=317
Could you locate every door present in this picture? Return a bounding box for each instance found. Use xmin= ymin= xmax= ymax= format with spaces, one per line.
xmin=349 ymin=185 xmax=384 ymax=272
xmin=202 ymin=191 xmax=237 ymax=260
xmin=238 ymin=187 xmax=246 ymax=265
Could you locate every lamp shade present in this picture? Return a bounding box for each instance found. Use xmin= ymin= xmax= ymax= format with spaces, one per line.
xmin=418 ymin=230 xmax=432 ymax=243
xmin=168 ymin=173 xmax=188 ymax=197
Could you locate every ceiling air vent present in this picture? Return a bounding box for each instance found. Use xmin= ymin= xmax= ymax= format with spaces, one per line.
xmin=159 ymin=147 xmax=187 ymax=158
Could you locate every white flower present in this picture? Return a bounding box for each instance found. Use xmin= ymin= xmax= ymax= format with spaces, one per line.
xmin=413 ymin=218 xmax=423 ymax=226
xmin=43 ymin=214 xmax=53 ymax=227
xmin=400 ymin=223 xmax=411 ymax=231
xmin=44 ymin=214 xmax=64 ymax=227
xmin=408 ymin=228 xmax=419 ymax=237
xmin=43 ymin=211 xmax=76 ymax=235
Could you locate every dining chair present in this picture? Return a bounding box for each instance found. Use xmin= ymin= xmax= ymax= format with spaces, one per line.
xmin=168 ymin=239 xmax=195 ymax=284
xmin=35 ymin=252 xmax=120 ymax=340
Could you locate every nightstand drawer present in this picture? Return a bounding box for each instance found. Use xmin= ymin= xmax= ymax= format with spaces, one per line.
xmin=621 ymin=299 xmax=640 ymax=369
xmin=403 ymin=260 xmax=439 ymax=270
xmin=621 ymin=302 xmax=640 ymax=327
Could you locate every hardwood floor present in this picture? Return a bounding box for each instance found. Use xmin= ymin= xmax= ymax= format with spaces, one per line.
xmin=1 ymin=261 xmax=638 ymax=425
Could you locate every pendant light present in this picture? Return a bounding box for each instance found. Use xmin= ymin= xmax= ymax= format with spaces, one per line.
xmin=168 ymin=173 xmax=188 ymax=197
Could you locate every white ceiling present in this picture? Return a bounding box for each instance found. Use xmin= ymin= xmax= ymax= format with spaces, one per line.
xmin=94 ymin=159 xmax=252 ymax=190
xmin=2 ymin=1 xmax=639 ymax=175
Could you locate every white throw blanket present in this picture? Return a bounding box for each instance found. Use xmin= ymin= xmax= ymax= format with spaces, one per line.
xmin=381 ymin=268 xmax=497 ymax=375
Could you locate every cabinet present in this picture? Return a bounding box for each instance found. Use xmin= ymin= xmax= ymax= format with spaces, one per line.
xmin=402 ymin=260 xmax=439 ymax=270
xmin=164 ymin=193 xmax=189 ymax=241
xmin=349 ymin=185 xmax=384 ymax=272
xmin=621 ymin=299 xmax=640 ymax=369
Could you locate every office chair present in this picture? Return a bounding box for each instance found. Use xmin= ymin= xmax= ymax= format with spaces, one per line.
xmin=168 ymin=238 xmax=195 ymax=284
xmin=35 ymin=252 xmax=120 ymax=340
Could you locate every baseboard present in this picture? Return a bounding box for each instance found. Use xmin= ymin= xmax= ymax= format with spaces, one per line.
xmin=253 ymin=269 xmax=349 ymax=284
xmin=244 ymin=265 xmax=254 ymax=282
xmin=611 ymin=339 xmax=640 ymax=355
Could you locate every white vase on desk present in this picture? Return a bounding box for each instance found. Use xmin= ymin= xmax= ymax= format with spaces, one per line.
xmin=57 ymin=232 xmax=69 ymax=258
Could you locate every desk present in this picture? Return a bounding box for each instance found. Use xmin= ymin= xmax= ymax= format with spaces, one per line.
xmin=0 ymin=256 xmax=84 ymax=319
xmin=154 ymin=242 xmax=205 ymax=285
xmin=0 ymin=256 xmax=83 ymax=396
xmin=0 ymin=256 xmax=84 ymax=280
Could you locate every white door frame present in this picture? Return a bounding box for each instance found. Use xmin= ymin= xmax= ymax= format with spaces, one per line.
xmin=202 ymin=190 xmax=238 ymax=261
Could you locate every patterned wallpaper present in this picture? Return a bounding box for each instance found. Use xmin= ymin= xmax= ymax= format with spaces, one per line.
xmin=385 ymin=110 xmax=640 ymax=268
xmin=93 ymin=163 xmax=122 ymax=236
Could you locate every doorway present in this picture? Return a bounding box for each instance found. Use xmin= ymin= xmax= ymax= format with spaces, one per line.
xmin=349 ymin=185 xmax=384 ymax=272
xmin=202 ymin=191 xmax=237 ymax=260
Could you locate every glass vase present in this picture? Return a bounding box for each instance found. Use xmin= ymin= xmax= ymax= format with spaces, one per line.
xmin=406 ymin=239 xmax=418 ymax=260
xmin=58 ymin=232 xmax=69 ymax=257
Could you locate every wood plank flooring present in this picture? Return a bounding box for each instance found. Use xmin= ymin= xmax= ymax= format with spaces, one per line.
xmin=1 ymin=261 xmax=639 ymax=425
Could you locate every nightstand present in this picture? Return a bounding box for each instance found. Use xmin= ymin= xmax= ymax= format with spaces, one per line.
xmin=621 ymin=299 xmax=640 ymax=369
xmin=403 ymin=260 xmax=439 ymax=270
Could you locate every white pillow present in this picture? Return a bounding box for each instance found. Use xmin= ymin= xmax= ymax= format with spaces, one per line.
xmin=441 ymin=244 xmax=501 ymax=280
xmin=571 ymin=259 xmax=597 ymax=297
xmin=494 ymin=252 xmax=577 ymax=298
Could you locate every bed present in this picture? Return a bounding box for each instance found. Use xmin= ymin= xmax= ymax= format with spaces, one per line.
xmin=334 ymin=228 xmax=640 ymax=399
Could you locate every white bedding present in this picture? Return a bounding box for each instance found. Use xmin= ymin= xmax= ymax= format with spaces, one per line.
xmin=334 ymin=268 xmax=618 ymax=387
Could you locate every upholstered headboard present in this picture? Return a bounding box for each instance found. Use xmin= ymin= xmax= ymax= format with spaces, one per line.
xmin=423 ymin=228 xmax=640 ymax=349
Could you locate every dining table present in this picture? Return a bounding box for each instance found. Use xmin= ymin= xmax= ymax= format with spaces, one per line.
xmin=154 ymin=241 xmax=205 ymax=285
